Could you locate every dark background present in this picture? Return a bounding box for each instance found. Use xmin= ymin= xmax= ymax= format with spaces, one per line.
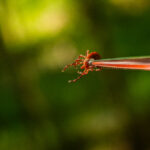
xmin=0 ymin=0 xmax=150 ymax=150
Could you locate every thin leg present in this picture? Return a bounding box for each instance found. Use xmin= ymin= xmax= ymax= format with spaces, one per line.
xmin=62 ymin=54 xmax=86 ymax=72
xmin=78 ymin=55 xmax=86 ymax=59
xmin=62 ymin=60 xmax=83 ymax=72
xmin=88 ymin=65 xmax=101 ymax=72
xmin=68 ymin=69 xmax=88 ymax=83
xmin=86 ymin=50 xmax=89 ymax=57
xmin=68 ymin=74 xmax=83 ymax=83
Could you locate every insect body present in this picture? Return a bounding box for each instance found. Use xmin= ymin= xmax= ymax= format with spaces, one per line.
xmin=62 ymin=50 xmax=101 ymax=83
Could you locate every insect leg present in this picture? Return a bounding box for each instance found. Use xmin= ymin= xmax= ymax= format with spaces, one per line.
xmin=62 ymin=60 xmax=83 ymax=72
xmin=68 ymin=69 xmax=89 ymax=83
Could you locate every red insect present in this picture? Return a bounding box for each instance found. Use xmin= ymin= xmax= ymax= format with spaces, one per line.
xmin=62 ymin=50 xmax=101 ymax=83
xmin=62 ymin=50 xmax=150 ymax=83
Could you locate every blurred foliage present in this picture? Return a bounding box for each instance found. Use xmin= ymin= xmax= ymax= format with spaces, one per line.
xmin=0 ymin=0 xmax=150 ymax=150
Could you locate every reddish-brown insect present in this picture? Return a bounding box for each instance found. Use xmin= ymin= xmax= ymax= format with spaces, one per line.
xmin=62 ymin=50 xmax=150 ymax=83
xmin=62 ymin=50 xmax=102 ymax=83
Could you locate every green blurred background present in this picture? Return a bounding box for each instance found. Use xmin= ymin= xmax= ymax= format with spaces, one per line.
xmin=0 ymin=0 xmax=150 ymax=149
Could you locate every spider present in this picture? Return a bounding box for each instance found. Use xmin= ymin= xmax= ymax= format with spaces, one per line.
xmin=62 ymin=50 xmax=101 ymax=83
